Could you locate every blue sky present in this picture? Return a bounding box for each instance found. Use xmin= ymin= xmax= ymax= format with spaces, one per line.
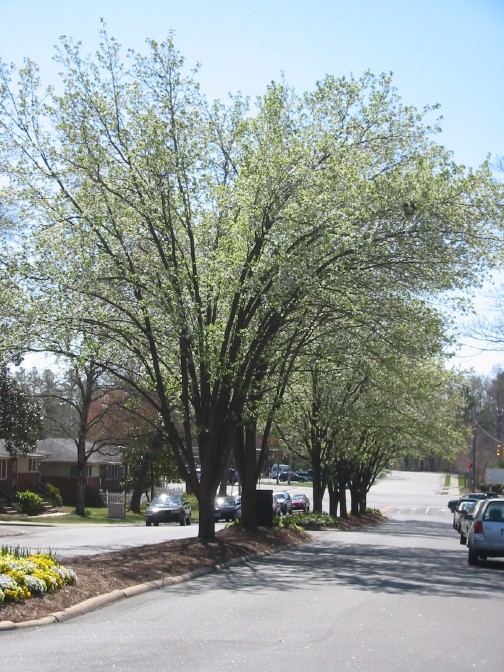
xmin=1 ymin=0 xmax=503 ymax=374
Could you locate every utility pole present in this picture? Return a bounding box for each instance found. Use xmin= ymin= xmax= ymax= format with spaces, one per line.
xmin=471 ymin=425 xmax=477 ymax=491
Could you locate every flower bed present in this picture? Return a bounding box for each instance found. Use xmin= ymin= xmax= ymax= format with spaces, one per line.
xmin=0 ymin=546 xmax=77 ymax=605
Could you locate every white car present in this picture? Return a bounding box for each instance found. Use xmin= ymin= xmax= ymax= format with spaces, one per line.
xmin=466 ymin=498 xmax=504 ymax=566
xmin=270 ymin=464 xmax=289 ymax=479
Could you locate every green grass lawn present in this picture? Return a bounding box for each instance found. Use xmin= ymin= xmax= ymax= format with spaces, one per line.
xmin=0 ymin=495 xmax=200 ymax=525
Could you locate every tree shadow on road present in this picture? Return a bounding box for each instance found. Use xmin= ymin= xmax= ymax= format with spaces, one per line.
xmin=177 ymin=518 xmax=504 ymax=601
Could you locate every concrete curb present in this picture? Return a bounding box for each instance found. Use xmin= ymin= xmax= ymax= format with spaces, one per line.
xmin=0 ymin=546 xmax=283 ymax=631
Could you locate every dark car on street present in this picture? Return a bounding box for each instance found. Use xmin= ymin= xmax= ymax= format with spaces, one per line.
xmin=291 ymin=493 xmax=310 ymax=513
xmin=273 ymin=491 xmax=292 ymax=515
xmin=214 ymin=495 xmax=241 ymax=521
xmin=145 ymin=494 xmax=192 ymax=526
xmin=279 ymin=471 xmax=310 ymax=482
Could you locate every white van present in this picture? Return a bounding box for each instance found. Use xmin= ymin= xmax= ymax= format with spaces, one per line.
xmin=270 ymin=464 xmax=289 ymax=479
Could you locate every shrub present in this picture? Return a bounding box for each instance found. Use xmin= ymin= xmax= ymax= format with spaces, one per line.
xmin=294 ymin=512 xmax=337 ymax=529
xmin=273 ymin=515 xmax=303 ymax=532
xmin=85 ymin=486 xmax=106 ymax=507
xmin=45 ymin=482 xmax=63 ymax=507
xmin=15 ymin=491 xmax=43 ymax=515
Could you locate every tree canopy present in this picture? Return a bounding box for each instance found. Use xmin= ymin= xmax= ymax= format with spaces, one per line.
xmin=0 ymin=27 xmax=502 ymax=537
xmin=0 ymin=364 xmax=42 ymax=454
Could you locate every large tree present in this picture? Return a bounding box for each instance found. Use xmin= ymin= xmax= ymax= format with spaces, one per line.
xmin=0 ymin=28 xmax=501 ymax=537
xmin=0 ymin=363 xmax=42 ymax=454
xmin=14 ymin=367 xmax=74 ymax=438
xmin=275 ymin=297 xmax=469 ymax=515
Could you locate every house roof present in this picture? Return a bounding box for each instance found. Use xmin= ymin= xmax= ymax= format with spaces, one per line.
xmin=36 ymin=438 xmax=122 ymax=464
xmin=0 ymin=439 xmax=47 ymax=459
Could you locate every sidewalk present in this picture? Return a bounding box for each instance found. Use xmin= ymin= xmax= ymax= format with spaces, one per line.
xmin=441 ymin=474 xmax=461 ymax=496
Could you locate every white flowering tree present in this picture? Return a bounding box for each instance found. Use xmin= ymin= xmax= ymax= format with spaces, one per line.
xmin=0 ymin=27 xmax=501 ymax=537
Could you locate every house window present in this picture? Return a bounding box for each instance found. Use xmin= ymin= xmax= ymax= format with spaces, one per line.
xmin=105 ymin=465 xmax=120 ymax=481
xmin=70 ymin=465 xmax=93 ymax=479
xmin=28 ymin=458 xmax=39 ymax=472
xmin=0 ymin=460 xmax=6 ymax=480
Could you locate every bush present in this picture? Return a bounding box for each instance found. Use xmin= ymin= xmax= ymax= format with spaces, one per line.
xmin=272 ymin=514 xmax=303 ymax=532
xmin=293 ymin=512 xmax=337 ymax=529
xmin=15 ymin=490 xmax=43 ymax=515
xmin=45 ymin=482 xmax=63 ymax=507
xmin=84 ymin=486 xmax=106 ymax=507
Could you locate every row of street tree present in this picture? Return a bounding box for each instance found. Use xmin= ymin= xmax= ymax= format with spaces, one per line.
xmin=0 ymin=27 xmax=502 ymax=537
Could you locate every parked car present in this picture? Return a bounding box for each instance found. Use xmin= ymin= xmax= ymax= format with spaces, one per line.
xmin=272 ymin=496 xmax=282 ymax=516
xmin=279 ymin=471 xmax=310 ymax=482
xmin=273 ymin=491 xmax=292 ymax=515
xmin=291 ymin=493 xmax=310 ymax=513
xmin=459 ymin=499 xmax=486 ymax=545
xmin=214 ymin=495 xmax=241 ymax=521
xmin=453 ymin=499 xmax=478 ymax=532
xmin=145 ymin=493 xmax=191 ymax=526
xmin=466 ymin=498 xmax=504 ymax=565
xmin=448 ymin=492 xmax=494 ymax=513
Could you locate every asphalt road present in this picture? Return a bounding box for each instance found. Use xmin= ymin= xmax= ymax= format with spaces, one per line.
xmin=2 ymin=471 xmax=503 ymax=671
xmin=0 ymin=514 xmax=200 ymax=558
xmin=0 ymin=470 xmax=450 ymax=558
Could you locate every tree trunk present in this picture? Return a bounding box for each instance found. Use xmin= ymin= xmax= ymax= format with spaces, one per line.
xmin=328 ymin=481 xmax=338 ymax=517
xmin=129 ymin=452 xmax=150 ymax=513
xmin=196 ymin=424 xmax=233 ymax=540
xmin=312 ymin=451 xmax=324 ymax=513
xmin=350 ymin=485 xmax=359 ymax=516
xmin=350 ymin=478 xmax=367 ymax=516
xmin=75 ymin=437 xmax=87 ymax=516
xmin=197 ymin=483 xmax=216 ymax=540
xmin=359 ymin=492 xmax=367 ymax=514
xmin=338 ymin=479 xmax=348 ymax=519
xmin=218 ymin=452 xmax=232 ymax=496
xmin=74 ymin=363 xmax=96 ymax=517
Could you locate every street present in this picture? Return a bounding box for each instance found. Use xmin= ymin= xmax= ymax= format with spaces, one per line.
xmin=1 ymin=471 xmax=503 ymax=671
xmin=0 ymin=470 xmax=450 ymax=558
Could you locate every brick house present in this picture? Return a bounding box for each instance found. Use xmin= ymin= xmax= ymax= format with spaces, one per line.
xmin=0 ymin=439 xmax=47 ymax=496
xmin=36 ymin=438 xmax=123 ymax=505
xmin=0 ymin=438 xmax=122 ymax=506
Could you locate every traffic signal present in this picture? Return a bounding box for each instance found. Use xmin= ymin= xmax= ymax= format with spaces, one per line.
xmin=467 ymin=462 xmax=472 ymax=469
xmin=497 ymin=444 xmax=504 ymax=459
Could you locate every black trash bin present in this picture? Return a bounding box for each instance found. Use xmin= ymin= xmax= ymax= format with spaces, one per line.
xmin=255 ymin=489 xmax=273 ymax=527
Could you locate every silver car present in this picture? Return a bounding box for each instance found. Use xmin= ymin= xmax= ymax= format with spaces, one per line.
xmin=466 ymin=498 xmax=504 ymax=566
xmin=453 ymin=499 xmax=477 ymax=532
xmin=459 ymin=499 xmax=485 ymax=545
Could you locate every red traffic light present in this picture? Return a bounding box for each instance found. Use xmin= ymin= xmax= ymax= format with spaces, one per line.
xmin=467 ymin=462 xmax=472 ymax=469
